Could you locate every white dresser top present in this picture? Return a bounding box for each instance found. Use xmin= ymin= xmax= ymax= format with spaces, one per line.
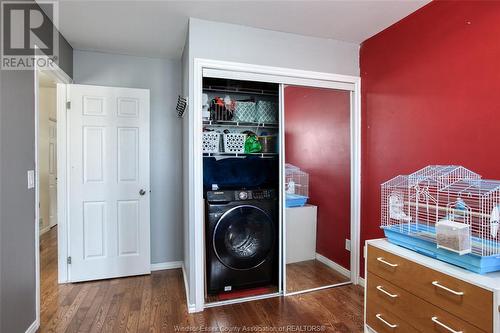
xmin=367 ymin=238 xmax=500 ymax=291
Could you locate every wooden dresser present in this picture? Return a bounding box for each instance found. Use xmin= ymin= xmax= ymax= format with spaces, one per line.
xmin=365 ymin=239 xmax=500 ymax=333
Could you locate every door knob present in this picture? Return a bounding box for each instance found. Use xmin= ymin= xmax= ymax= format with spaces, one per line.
xmin=139 ymin=189 xmax=146 ymax=196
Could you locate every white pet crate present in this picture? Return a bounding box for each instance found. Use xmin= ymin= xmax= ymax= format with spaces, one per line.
xmin=381 ymin=166 xmax=500 ymax=271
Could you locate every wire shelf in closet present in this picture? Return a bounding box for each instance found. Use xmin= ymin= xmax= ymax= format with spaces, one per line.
xmin=203 ymin=86 xmax=278 ymax=97
xmin=203 ymin=152 xmax=278 ymax=158
xmin=203 ymin=120 xmax=278 ymax=129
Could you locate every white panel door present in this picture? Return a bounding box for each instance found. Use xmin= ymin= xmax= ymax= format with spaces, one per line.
xmin=48 ymin=119 xmax=58 ymax=228
xmin=68 ymin=84 xmax=150 ymax=282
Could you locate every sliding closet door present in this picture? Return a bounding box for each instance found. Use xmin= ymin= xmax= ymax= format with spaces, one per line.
xmin=283 ymin=86 xmax=352 ymax=294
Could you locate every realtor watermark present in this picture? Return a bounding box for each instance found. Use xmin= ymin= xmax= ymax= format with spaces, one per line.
xmin=1 ymin=0 xmax=58 ymax=70
xmin=173 ymin=325 xmax=327 ymax=332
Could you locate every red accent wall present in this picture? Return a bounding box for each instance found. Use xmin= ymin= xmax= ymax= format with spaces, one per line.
xmin=360 ymin=1 xmax=500 ymax=276
xmin=284 ymin=86 xmax=351 ymax=269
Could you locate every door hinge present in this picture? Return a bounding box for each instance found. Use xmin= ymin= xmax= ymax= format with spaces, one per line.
xmin=66 ymin=101 xmax=71 ymax=109
xmin=67 ymin=256 xmax=72 ymax=264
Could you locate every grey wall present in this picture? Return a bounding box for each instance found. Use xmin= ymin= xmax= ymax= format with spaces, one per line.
xmin=0 ymin=70 xmax=36 ymax=333
xmin=73 ymin=50 xmax=183 ymax=264
xmin=183 ymin=18 xmax=360 ymax=307
xmin=0 ymin=1 xmax=73 ymax=331
xmin=58 ymin=35 xmax=74 ymax=77
xmin=189 ymin=18 xmax=360 ymax=76
xmin=0 ymin=59 xmax=2 ymax=332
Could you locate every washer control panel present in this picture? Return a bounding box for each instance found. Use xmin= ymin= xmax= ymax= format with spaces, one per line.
xmin=251 ymin=189 xmax=274 ymax=200
xmin=235 ymin=189 xmax=275 ymax=201
xmin=238 ymin=191 xmax=249 ymax=200
xmin=207 ymin=189 xmax=276 ymax=202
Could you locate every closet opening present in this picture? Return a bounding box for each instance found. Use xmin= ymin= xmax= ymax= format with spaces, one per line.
xmin=283 ymin=85 xmax=352 ymax=294
xmin=202 ymin=77 xmax=281 ymax=304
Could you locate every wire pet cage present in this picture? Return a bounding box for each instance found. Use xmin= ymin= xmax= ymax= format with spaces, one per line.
xmin=285 ymin=164 xmax=309 ymax=207
xmin=381 ymin=165 xmax=500 ymax=273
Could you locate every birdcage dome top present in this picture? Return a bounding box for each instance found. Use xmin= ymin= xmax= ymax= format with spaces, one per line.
xmin=382 ymin=165 xmax=500 ymax=196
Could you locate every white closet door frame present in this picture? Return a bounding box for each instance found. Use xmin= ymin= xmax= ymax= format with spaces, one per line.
xmin=202 ymin=68 xmax=355 ymax=91
xmin=191 ymin=58 xmax=362 ymax=312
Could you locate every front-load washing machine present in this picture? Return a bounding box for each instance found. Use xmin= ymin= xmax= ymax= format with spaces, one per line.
xmin=205 ymin=189 xmax=278 ymax=295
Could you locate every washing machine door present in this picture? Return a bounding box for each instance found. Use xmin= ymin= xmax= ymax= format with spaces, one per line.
xmin=213 ymin=204 xmax=275 ymax=270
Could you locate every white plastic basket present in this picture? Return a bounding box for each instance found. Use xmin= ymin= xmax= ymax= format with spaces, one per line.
xmin=223 ymin=133 xmax=247 ymax=154
xmin=202 ymin=132 xmax=220 ymax=153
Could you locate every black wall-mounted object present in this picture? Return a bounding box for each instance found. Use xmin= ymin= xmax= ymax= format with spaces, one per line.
xmin=176 ymin=95 xmax=188 ymax=118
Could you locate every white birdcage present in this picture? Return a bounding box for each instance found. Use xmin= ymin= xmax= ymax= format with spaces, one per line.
xmin=285 ymin=164 xmax=309 ymax=207
xmin=285 ymin=164 xmax=309 ymax=197
xmin=381 ymin=165 xmax=500 ymax=257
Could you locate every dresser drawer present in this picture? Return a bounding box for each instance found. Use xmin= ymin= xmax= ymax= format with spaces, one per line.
xmin=367 ymin=272 xmax=486 ymax=333
xmin=366 ymin=301 xmax=418 ymax=333
xmin=367 ymin=245 xmax=493 ymax=332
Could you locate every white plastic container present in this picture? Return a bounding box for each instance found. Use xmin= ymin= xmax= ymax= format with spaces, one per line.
xmin=202 ymin=132 xmax=220 ymax=154
xmin=436 ymin=220 xmax=471 ymax=255
xmin=223 ymin=133 xmax=247 ymax=154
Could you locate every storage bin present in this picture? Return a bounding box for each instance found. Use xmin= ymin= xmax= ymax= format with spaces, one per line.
xmin=256 ymin=101 xmax=278 ymax=123
xmin=202 ymin=132 xmax=220 ymax=154
xmin=436 ymin=220 xmax=471 ymax=255
xmin=210 ymin=98 xmax=233 ymax=121
xmin=223 ymin=133 xmax=247 ymax=154
xmin=233 ymin=101 xmax=256 ymax=122
xmin=258 ymin=135 xmax=277 ymax=153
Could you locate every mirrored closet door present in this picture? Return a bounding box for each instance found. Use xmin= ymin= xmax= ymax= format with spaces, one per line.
xmin=283 ymin=85 xmax=352 ymax=294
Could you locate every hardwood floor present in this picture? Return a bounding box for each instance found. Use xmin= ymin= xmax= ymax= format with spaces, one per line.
xmin=39 ymin=227 xmax=364 ymax=332
xmin=286 ymin=260 xmax=350 ymax=293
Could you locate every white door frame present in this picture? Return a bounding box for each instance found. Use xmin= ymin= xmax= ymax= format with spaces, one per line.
xmin=191 ymin=58 xmax=361 ymax=312
xmin=34 ymin=60 xmax=72 ymax=331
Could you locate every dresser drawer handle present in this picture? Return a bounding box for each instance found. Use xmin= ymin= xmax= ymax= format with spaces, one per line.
xmin=376 ymin=285 xmax=398 ymax=298
xmin=431 ymin=281 xmax=464 ymax=296
xmin=376 ymin=257 xmax=398 ymax=267
xmin=376 ymin=314 xmax=398 ymax=328
xmin=431 ymin=316 xmax=463 ymax=333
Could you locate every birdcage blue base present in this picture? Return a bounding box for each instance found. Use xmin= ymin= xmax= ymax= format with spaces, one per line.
xmin=285 ymin=194 xmax=308 ymax=208
xmin=383 ymin=224 xmax=500 ymax=274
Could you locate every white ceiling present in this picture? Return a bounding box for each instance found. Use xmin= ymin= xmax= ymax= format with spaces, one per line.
xmin=55 ymin=0 xmax=430 ymax=60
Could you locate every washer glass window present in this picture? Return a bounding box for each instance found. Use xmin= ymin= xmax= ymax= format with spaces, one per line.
xmin=213 ymin=205 xmax=274 ymax=270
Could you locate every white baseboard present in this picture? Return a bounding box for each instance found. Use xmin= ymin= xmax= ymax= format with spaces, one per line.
xmin=365 ymin=324 xmax=376 ymax=333
xmin=25 ymin=319 xmax=39 ymax=333
xmin=182 ymin=264 xmax=196 ymax=313
xmin=358 ymin=277 xmax=365 ymax=287
xmin=39 ymin=225 xmax=51 ymax=236
xmin=150 ymin=261 xmax=183 ymax=271
xmin=315 ymin=253 xmax=351 ymax=278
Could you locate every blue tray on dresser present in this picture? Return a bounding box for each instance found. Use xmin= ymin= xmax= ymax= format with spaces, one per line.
xmin=383 ymin=223 xmax=500 ymax=274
